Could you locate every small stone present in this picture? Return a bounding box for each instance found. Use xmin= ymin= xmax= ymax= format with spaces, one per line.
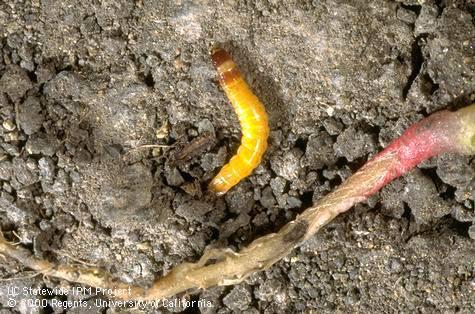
xmin=322 ymin=169 xmax=337 ymax=180
xmin=251 ymin=165 xmax=271 ymax=186
xmin=255 ymin=279 xmax=285 ymax=302
xmin=1 ymin=191 xmax=15 ymax=203
xmin=17 ymin=224 xmax=41 ymax=244
xmin=220 ymin=212 xmax=251 ymax=238
xmin=52 ymin=169 xmax=70 ymax=193
xmin=187 ymin=128 xmax=198 ymax=137
xmin=223 ymin=285 xmax=252 ymax=311
xmin=1 ymin=143 xmax=20 ymax=156
xmin=26 ymin=132 xmax=60 ymax=156
xmin=151 ymin=147 xmax=161 ymax=157
xmin=80 ymin=15 xmax=101 ymax=35
xmin=275 ymin=193 xmax=287 ymax=208
xmin=287 ymin=196 xmax=302 ymax=208
xmin=3 ymin=182 xmax=12 ymax=193
xmin=403 ymin=170 xmax=450 ymax=224
xmin=136 ymin=241 xmax=152 ymax=251
xmin=38 ymin=157 xmax=56 ymax=181
xmin=380 ymin=178 xmax=405 ymax=218
xmin=17 ymin=187 xmax=33 ymax=199
xmin=51 ymin=212 xmax=75 ymax=233
xmin=345 ymin=287 xmax=361 ymax=305
xmin=201 ymin=146 xmax=227 ymax=172
xmin=103 ymin=144 xmax=123 ymax=159
xmin=225 ymin=184 xmax=254 ymax=214
xmin=270 ymin=177 xmax=286 ymax=194
xmin=0 ymin=160 xmax=13 ymax=180
xmin=397 ymin=7 xmax=417 ymax=24
xmin=67 ymin=127 xmax=89 ymax=147
xmin=35 ymin=63 xmax=55 ymax=84
xmin=334 ymin=126 xmax=376 ymax=162
xmin=304 ymin=131 xmax=336 ymax=169
xmin=26 ymin=158 xmax=37 ymax=170
xmin=415 ymin=4 xmax=438 ymax=36
xmin=252 ymin=211 xmax=268 ymax=227
xmin=436 ymin=154 xmax=473 ymax=188
xmin=0 ymin=65 xmax=33 ymax=101
xmin=197 ymin=118 xmax=215 ymax=136
xmin=260 ymin=186 xmax=276 ymax=209
xmin=451 ymin=204 xmax=475 ymax=222
xmin=322 ymin=118 xmax=343 ymax=136
xmin=468 ymin=224 xmax=475 ymax=240
xmin=4 ymin=131 xmax=19 ymax=142
xmin=20 ymin=59 xmax=35 ymax=71
xmin=175 ymin=200 xmax=212 ymax=222
xmin=305 ymin=171 xmax=319 ymax=187
xmin=270 ymin=130 xmax=283 ymax=147
xmin=270 ymin=149 xmax=303 ymax=180
xmin=39 ymin=220 xmax=52 ymax=231
xmin=69 ymin=170 xmax=81 ymax=183
xmin=73 ymin=147 xmax=92 ymax=164
xmin=6 ymin=32 xmax=23 ymax=49
xmin=454 ymin=185 xmax=475 ymax=203
xmin=44 ymin=71 xmax=92 ymax=104
xmin=337 ymin=167 xmax=352 ymax=181
xmin=332 ymin=255 xmax=346 ymax=269
xmin=2 ymin=119 xmax=16 ymax=131
xmin=0 ymin=196 xmax=38 ymax=224
xmin=155 ymin=120 xmax=169 ymax=140
xmin=164 ymin=166 xmax=184 ymax=186
xmin=388 ymin=258 xmax=403 ymax=273
xmin=12 ymin=157 xmax=39 ymax=186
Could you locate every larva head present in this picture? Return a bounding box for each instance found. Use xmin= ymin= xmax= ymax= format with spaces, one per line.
xmin=210 ymin=47 xmax=241 ymax=86
xmin=211 ymin=47 xmax=232 ymax=69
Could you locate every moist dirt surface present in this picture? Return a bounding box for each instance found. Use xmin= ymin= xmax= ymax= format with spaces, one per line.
xmin=0 ymin=0 xmax=475 ymax=313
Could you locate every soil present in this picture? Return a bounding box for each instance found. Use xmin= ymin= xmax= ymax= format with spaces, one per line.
xmin=0 ymin=0 xmax=474 ymax=313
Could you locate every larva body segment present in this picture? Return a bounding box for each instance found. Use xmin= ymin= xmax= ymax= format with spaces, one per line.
xmin=209 ymin=48 xmax=270 ymax=195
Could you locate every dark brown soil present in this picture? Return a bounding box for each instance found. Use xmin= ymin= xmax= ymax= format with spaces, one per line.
xmin=0 ymin=0 xmax=474 ymax=312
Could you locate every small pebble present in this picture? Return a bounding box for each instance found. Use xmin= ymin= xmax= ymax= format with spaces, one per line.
xmin=223 ymin=285 xmax=252 ymax=311
xmin=2 ymin=119 xmax=16 ymax=131
xmin=468 ymin=224 xmax=475 ymax=240
xmin=4 ymin=131 xmax=19 ymax=142
xmin=26 ymin=158 xmax=37 ymax=170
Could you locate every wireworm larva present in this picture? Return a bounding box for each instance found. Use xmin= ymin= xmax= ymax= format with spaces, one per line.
xmin=208 ymin=48 xmax=270 ymax=195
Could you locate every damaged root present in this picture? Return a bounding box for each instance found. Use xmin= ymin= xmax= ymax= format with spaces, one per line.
xmin=0 ymin=233 xmax=146 ymax=299
xmin=1 ymin=104 xmax=474 ymax=301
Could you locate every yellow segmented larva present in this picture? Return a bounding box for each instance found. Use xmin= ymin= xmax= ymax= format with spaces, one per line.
xmin=209 ymin=48 xmax=270 ymax=195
